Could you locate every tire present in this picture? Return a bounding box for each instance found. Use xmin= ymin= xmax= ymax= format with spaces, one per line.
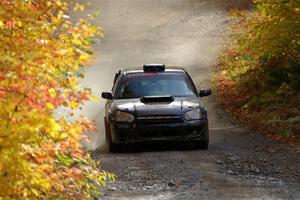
xmin=104 ymin=118 xmax=120 ymax=153
xmin=107 ymin=134 xmax=120 ymax=153
xmin=196 ymin=130 xmax=209 ymax=150
xmin=196 ymin=140 xmax=209 ymax=150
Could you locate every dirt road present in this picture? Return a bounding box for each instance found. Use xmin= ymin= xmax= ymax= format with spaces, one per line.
xmin=78 ymin=0 xmax=300 ymax=199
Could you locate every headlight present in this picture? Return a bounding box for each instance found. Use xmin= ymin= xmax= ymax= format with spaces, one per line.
xmin=184 ymin=109 xmax=206 ymax=120
xmin=115 ymin=111 xmax=134 ymax=122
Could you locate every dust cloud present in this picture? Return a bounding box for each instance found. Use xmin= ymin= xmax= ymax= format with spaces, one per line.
xmin=79 ymin=69 xmax=114 ymax=151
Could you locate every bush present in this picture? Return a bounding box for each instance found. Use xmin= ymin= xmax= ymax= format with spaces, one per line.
xmin=0 ymin=1 xmax=113 ymax=199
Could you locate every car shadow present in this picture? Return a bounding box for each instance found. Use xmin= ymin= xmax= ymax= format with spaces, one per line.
xmin=116 ymin=142 xmax=200 ymax=153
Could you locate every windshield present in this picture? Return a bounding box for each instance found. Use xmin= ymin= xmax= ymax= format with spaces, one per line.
xmin=114 ymin=72 xmax=197 ymax=99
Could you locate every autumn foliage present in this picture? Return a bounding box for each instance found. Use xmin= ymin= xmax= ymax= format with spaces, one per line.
xmin=0 ymin=0 xmax=113 ymax=199
xmin=216 ymin=0 xmax=300 ymax=146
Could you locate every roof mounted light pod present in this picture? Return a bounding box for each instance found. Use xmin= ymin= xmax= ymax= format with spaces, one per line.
xmin=143 ymin=64 xmax=165 ymax=72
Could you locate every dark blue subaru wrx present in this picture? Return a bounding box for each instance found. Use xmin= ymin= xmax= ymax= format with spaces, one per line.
xmin=102 ymin=64 xmax=211 ymax=152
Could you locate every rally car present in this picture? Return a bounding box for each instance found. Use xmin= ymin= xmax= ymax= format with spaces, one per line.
xmin=102 ymin=64 xmax=211 ymax=152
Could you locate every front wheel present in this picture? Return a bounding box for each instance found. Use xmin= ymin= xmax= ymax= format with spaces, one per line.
xmin=196 ymin=140 xmax=208 ymax=150
xmin=196 ymin=130 xmax=209 ymax=150
xmin=104 ymin=118 xmax=120 ymax=153
xmin=107 ymin=134 xmax=120 ymax=153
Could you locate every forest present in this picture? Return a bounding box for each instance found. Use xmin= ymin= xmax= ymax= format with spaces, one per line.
xmin=216 ymin=0 xmax=300 ymax=147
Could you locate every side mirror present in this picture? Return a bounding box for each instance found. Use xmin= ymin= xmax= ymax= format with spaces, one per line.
xmin=199 ymin=89 xmax=211 ymax=97
xmin=101 ymin=92 xmax=113 ymax=100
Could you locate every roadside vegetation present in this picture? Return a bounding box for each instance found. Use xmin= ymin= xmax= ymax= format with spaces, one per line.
xmin=0 ymin=0 xmax=114 ymax=199
xmin=215 ymin=0 xmax=300 ymax=147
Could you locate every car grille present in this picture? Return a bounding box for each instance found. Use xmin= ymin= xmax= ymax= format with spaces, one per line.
xmin=137 ymin=115 xmax=182 ymax=124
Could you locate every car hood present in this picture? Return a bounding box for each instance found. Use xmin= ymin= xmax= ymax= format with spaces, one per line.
xmin=113 ymin=97 xmax=203 ymax=116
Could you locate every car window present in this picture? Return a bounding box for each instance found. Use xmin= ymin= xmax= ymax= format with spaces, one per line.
xmin=114 ymin=72 xmax=197 ymax=99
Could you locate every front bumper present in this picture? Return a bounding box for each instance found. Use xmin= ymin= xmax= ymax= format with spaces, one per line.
xmin=110 ymin=119 xmax=208 ymax=144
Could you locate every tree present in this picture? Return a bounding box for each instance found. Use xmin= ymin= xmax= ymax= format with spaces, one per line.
xmin=0 ymin=0 xmax=113 ymax=199
xmin=216 ymin=0 xmax=300 ymax=143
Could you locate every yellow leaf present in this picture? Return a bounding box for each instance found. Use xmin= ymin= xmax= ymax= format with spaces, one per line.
xmin=79 ymin=53 xmax=89 ymax=61
xmin=70 ymin=101 xmax=78 ymax=109
xmin=56 ymin=0 xmax=62 ymax=7
xmin=17 ymin=21 xmax=22 ymax=27
xmin=74 ymin=3 xmax=85 ymax=11
xmin=53 ymin=123 xmax=61 ymax=132
xmin=60 ymin=133 xmax=68 ymax=139
xmin=91 ymin=95 xmax=100 ymax=103
xmin=73 ymin=37 xmax=82 ymax=45
xmin=48 ymin=88 xmax=56 ymax=96
xmin=46 ymin=103 xmax=54 ymax=110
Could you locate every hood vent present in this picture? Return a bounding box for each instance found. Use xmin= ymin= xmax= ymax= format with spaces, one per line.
xmin=140 ymin=96 xmax=174 ymax=103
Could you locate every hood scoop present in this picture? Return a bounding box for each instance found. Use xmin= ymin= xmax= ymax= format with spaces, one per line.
xmin=140 ymin=96 xmax=174 ymax=103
